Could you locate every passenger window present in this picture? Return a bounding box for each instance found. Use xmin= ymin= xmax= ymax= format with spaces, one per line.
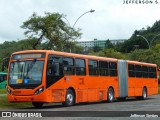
xmin=109 ymin=62 xmax=117 ymax=76
xmin=63 ymin=57 xmax=75 ymax=75
xmin=128 ymin=64 xmax=134 ymax=70
xmin=88 ymin=60 xmax=99 ymax=76
xmin=148 ymin=67 xmax=157 ymax=78
xmin=75 ymin=59 xmax=86 ymax=75
xmin=128 ymin=64 xmax=135 ymax=77
xmin=142 ymin=66 xmax=148 ymax=78
xmin=99 ymin=61 xmax=109 ymax=76
xmin=135 ymin=65 xmax=142 ymax=78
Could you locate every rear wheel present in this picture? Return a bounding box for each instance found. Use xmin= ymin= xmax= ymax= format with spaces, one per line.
xmin=141 ymin=87 xmax=147 ymax=100
xmin=107 ymin=88 xmax=114 ymax=102
xmin=62 ymin=89 xmax=75 ymax=107
xmin=137 ymin=87 xmax=147 ymax=100
xmin=32 ymin=102 xmax=43 ymax=108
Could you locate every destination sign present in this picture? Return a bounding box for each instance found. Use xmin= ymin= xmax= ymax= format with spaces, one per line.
xmin=12 ymin=53 xmax=45 ymax=60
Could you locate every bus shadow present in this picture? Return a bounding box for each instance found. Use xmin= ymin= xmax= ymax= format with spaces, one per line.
xmin=20 ymin=103 xmax=64 ymax=109
xmin=20 ymin=97 xmax=156 ymax=109
xmin=114 ymin=97 xmax=155 ymax=102
xmin=74 ymin=97 xmax=155 ymax=106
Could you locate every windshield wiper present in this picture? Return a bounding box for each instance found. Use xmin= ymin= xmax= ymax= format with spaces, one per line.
xmin=27 ymin=59 xmax=37 ymax=73
xmin=20 ymin=65 xmax=23 ymax=78
xmin=25 ymin=59 xmax=37 ymax=79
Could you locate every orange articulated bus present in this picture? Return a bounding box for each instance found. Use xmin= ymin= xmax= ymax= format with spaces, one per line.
xmin=6 ymin=50 xmax=158 ymax=108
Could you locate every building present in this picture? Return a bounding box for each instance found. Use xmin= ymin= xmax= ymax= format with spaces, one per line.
xmin=77 ymin=39 xmax=127 ymax=49
xmin=77 ymin=41 xmax=94 ymax=48
xmin=94 ymin=39 xmax=106 ymax=49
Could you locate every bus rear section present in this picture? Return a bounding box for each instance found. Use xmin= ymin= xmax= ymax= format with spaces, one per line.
xmin=118 ymin=60 xmax=158 ymax=100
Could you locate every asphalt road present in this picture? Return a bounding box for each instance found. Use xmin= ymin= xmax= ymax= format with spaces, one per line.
xmin=1 ymin=95 xmax=160 ymax=118
xmin=19 ymin=95 xmax=160 ymax=111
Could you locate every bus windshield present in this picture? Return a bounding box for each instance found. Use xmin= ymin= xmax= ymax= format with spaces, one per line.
xmin=9 ymin=60 xmax=44 ymax=86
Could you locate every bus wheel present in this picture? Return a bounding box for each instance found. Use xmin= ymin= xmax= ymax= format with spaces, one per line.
xmin=137 ymin=87 xmax=147 ymax=100
xmin=63 ymin=89 xmax=75 ymax=107
xmin=107 ymin=88 xmax=114 ymax=102
xmin=141 ymin=87 xmax=147 ymax=100
xmin=32 ymin=102 xmax=43 ymax=108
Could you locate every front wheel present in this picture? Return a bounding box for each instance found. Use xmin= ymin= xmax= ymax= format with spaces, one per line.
xmin=62 ymin=89 xmax=75 ymax=107
xmin=32 ymin=102 xmax=43 ymax=108
xmin=107 ymin=88 xmax=114 ymax=102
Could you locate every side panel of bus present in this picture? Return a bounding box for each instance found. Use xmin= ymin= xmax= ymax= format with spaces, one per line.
xmin=46 ymin=53 xmax=119 ymax=103
xmin=127 ymin=61 xmax=158 ymax=97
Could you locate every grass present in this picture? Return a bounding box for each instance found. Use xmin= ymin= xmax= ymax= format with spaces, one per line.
xmin=0 ymin=89 xmax=32 ymax=109
xmin=0 ymin=96 xmax=32 ymax=108
xmin=0 ymin=89 xmax=7 ymax=94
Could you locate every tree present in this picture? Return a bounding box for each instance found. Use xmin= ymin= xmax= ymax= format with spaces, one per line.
xmin=117 ymin=20 xmax=160 ymax=53
xmin=105 ymin=39 xmax=114 ymax=49
xmin=127 ymin=44 xmax=160 ymax=67
xmin=0 ymin=39 xmax=38 ymax=58
xmin=92 ymin=45 xmax=102 ymax=52
xmin=89 ymin=48 xmax=125 ymax=59
xmin=21 ymin=12 xmax=81 ymax=50
xmin=0 ymin=38 xmax=41 ymax=71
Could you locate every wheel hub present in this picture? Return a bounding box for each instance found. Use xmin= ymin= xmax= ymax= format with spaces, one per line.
xmin=67 ymin=93 xmax=73 ymax=104
xmin=109 ymin=91 xmax=113 ymax=100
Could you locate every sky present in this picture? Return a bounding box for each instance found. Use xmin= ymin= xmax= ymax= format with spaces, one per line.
xmin=0 ymin=0 xmax=160 ymax=43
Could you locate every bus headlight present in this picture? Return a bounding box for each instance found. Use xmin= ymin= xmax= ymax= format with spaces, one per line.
xmin=35 ymin=87 xmax=44 ymax=95
xmin=7 ymin=88 xmax=12 ymax=95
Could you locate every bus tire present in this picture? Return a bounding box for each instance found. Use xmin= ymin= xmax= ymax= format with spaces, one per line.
xmin=137 ymin=87 xmax=147 ymax=100
xmin=62 ymin=89 xmax=75 ymax=107
xmin=32 ymin=102 xmax=43 ymax=108
xmin=107 ymin=88 xmax=114 ymax=102
xmin=141 ymin=87 xmax=147 ymax=100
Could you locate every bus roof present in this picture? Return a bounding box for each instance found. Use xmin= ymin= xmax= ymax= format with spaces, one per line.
xmin=12 ymin=50 xmax=118 ymax=62
xmin=126 ymin=60 xmax=157 ymax=67
xmin=12 ymin=50 xmax=157 ymax=66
